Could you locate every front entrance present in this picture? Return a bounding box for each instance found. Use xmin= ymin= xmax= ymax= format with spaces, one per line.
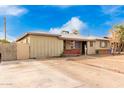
xmin=82 ymin=41 xmax=87 ymax=55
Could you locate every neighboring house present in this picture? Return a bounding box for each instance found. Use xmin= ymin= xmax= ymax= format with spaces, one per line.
xmin=16 ymin=31 xmax=110 ymax=59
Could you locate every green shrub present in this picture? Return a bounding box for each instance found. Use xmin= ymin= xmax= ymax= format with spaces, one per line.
xmin=0 ymin=39 xmax=10 ymax=43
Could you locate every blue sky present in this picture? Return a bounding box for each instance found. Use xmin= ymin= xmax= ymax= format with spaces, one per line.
xmin=0 ymin=5 xmax=124 ymax=41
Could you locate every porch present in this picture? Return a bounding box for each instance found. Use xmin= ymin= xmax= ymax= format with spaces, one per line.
xmin=63 ymin=40 xmax=87 ymax=56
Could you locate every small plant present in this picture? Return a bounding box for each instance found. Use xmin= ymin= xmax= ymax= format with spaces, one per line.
xmin=60 ymin=52 xmax=64 ymax=57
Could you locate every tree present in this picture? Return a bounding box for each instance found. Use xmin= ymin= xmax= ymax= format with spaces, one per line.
xmin=110 ymin=24 xmax=124 ymax=54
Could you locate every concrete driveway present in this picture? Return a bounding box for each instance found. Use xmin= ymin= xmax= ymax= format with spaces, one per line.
xmin=1 ymin=55 xmax=124 ymax=88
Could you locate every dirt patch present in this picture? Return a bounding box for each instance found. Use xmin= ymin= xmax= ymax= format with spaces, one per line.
xmin=1 ymin=55 xmax=124 ymax=87
xmin=77 ymin=62 xmax=124 ymax=75
xmin=10 ymin=64 xmax=28 ymax=69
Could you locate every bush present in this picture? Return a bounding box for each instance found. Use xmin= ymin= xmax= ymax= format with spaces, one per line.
xmin=0 ymin=39 xmax=10 ymax=43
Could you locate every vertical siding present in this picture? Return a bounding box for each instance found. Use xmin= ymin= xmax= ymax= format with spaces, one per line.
xmin=16 ymin=43 xmax=29 ymax=60
xmin=87 ymin=41 xmax=96 ymax=54
xmin=30 ymin=35 xmax=63 ymax=58
xmin=95 ymin=41 xmax=100 ymax=49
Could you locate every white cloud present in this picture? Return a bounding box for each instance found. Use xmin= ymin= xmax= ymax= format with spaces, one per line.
xmin=0 ymin=5 xmax=27 ymax=16
xmin=49 ymin=28 xmax=61 ymax=34
xmin=49 ymin=17 xmax=87 ymax=34
xmin=101 ymin=6 xmax=121 ymax=14
xmin=0 ymin=31 xmax=16 ymax=42
xmin=100 ymin=5 xmax=124 ymax=17
xmin=101 ymin=6 xmax=124 ymax=26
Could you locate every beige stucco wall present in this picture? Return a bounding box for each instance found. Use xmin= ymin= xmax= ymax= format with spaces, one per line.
xmin=95 ymin=40 xmax=110 ymax=49
xmin=95 ymin=41 xmax=100 ymax=49
xmin=29 ymin=35 xmax=64 ymax=58
xmin=0 ymin=43 xmax=17 ymax=61
xmin=0 ymin=43 xmax=30 ymax=61
xmin=87 ymin=41 xmax=96 ymax=54
xmin=16 ymin=43 xmax=29 ymax=60
xmin=87 ymin=40 xmax=110 ymax=55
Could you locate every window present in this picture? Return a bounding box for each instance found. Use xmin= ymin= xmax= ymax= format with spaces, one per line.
xmin=75 ymin=41 xmax=81 ymax=49
xmin=90 ymin=41 xmax=93 ymax=47
xmin=71 ymin=41 xmax=75 ymax=49
xmin=100 ymin=41 xmax=107 ymax=48
xmin=65 ymin=40 xmax=75 ymax=49
xmin=71 ymin=46 xmax=74 ymax=49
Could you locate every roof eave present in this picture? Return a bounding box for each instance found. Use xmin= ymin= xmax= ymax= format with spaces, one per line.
xmin=59 ymin=37 xmax=96 ymax=41
xmin=96 ymin=39 xmax=110 ymax=41
xmin=16 ymin=33 xmax=29 ymax=42
xmin=16 ymin=32 xmax=60 ymax=42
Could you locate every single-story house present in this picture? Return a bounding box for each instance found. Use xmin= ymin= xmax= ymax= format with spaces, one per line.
xmin=16 ymin=31 xmax=110 ymax=59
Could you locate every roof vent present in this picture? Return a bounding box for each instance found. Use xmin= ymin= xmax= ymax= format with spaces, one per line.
xmin=61 ymin=30 xmax=69 ymax=35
